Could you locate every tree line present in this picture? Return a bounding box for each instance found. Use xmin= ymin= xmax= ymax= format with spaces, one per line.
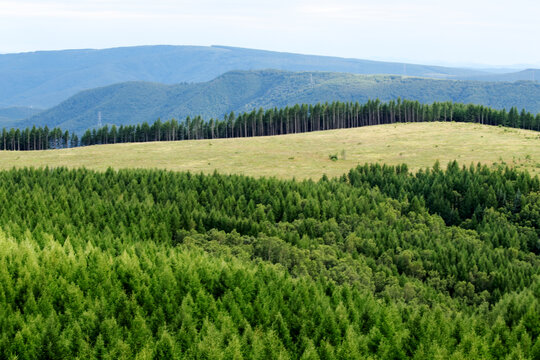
xmin=1 ymin=99 xmax=539 ymax=150
xmin=79 ymin=99 xmax=540 ymax=146
xmin=0 ymin=125 xmax=79 ymax=151
xmin=0 ymin=163 xmax=538 ymax=358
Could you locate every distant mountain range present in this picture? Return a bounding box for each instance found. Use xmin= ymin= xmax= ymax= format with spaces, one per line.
xmin=22 ymin=70 xmax=540 ymax=133
xmin=2 ymin=45 xmax=538 ymax=109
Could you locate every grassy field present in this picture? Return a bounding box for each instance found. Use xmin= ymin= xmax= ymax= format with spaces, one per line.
xmin=0 ymin=122 xmax=539 ymax=179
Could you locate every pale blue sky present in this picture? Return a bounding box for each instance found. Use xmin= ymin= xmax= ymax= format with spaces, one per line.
xmin=1 ymin=0 xmax=539 ymax=67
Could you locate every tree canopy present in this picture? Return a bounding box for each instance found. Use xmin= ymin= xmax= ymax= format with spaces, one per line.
xmin=0 ymin=163 xmax=538 ymax=358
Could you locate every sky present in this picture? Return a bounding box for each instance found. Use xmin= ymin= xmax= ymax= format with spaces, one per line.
xmin=1 ymin=0 xmax=539 ymax=68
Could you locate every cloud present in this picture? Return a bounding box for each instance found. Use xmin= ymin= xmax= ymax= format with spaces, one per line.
xmin=0 ymin=0 xmax=283 ymax=27
xmin=0 ymin=1 xmax=144 ymax=19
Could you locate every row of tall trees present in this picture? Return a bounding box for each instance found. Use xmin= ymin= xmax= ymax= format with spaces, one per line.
xmin=0 ymin=125 xmax=78 ymax=151
xmin=81 ymin=99 xmax=540 ymax=145
xmin=1 ymin=99 xmax=539 ymax=150
xmin=0 ymin=126 xmax=80 ymax=150
xmin=79 ymin=99 xmax=540 ymax=146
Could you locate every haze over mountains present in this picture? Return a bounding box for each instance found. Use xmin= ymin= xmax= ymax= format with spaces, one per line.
xmin=1 ymin=45 xmax=539 ymax=132
xmin=0 ymin=107 xmax=43 ymax=128
xmin=0 ymin=45 xmax=497 ymax=109
xmin=459 ymin=68 xmax=540 ymax=82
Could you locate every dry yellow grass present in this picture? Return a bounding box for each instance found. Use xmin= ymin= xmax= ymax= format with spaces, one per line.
xmin=0 ymin=122 xmax=538 ymax=179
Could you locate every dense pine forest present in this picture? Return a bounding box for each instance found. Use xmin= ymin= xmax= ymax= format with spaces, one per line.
xmin=0 ymin=162 xmax=539 ymax=358
xmin=1 ymin=98 xmax=540 ymax=151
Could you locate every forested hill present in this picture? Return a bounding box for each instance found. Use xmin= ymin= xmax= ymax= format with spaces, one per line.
xmin=0 ymin=164 xmax=539 ymax=358
xmin=23 ymin=70 xmax=540 ymax=133
xmin=0 ymin=45 xmax=492 ymax=108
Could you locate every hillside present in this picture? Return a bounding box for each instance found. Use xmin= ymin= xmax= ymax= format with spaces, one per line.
xmin=1 ymin=122 xmax=539 ymax=178
xmin=0 ymin=45 xmax=493 ymax=108
xmin=21 ymin=70 xmax=540 ymax=133
xmin=0 ymin=106 xmax=43 ymax=127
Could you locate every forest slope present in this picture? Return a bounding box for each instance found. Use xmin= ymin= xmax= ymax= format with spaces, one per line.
xmin=22 ymin=70 xmax=540 ymax=133
xmin=1 ymin=122 xmax=539 ymax=178
xmin=0 ymin=161 xmax=538 ymax=358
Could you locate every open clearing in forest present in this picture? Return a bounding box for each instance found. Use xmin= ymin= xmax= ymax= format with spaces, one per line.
xmin=0 ymin=122 xmax=539 ymax=179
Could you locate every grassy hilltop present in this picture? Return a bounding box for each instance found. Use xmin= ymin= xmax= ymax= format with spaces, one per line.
xmin=1 ymin=122 xmax=539 ymax=178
